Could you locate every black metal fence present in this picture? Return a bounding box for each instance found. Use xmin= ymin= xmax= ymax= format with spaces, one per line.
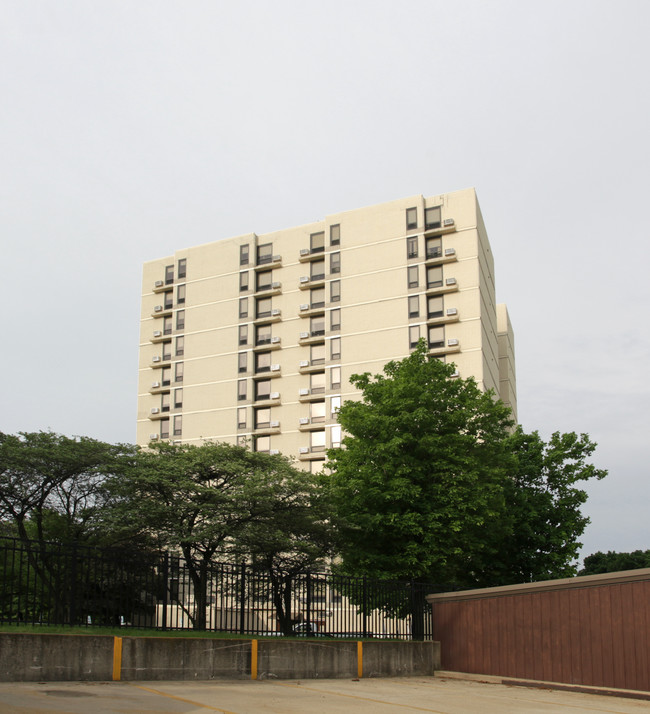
xmin=0 ymin=537 xmax=446 ymax=639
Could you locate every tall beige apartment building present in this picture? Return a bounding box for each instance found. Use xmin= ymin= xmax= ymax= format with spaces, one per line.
xmin=137 ymin=188 xmax=516 ymax=469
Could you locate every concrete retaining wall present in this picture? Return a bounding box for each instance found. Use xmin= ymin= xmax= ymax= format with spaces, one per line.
xmin=0 ymin=633 xmax=441 ymax=682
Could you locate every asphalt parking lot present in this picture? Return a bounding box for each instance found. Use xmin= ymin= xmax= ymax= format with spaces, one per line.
xmin=0 ymin=677 xmax=648 ymax=714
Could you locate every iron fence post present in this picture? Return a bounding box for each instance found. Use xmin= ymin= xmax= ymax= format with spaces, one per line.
xmin=239 ymin=560 xmax=246 ymax=635
xmin=161 ymin=552 xmax=169 ymax=631
xmin=362 ymin=575 xmax=368 ymax=639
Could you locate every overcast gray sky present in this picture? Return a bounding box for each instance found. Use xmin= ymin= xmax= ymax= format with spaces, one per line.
xmin=2 ymin=0 xmax=649 ymax=561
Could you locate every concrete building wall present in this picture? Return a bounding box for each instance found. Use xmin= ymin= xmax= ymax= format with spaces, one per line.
xmin=137 ymin=188 xmax=516 ymax=462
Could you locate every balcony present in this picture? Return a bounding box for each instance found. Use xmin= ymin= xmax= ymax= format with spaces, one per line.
xmin=254 ymin=255 xmax=282 ymax=271
xmin=253 ymin=392 xmax=281 ymax=407
xmin=253 ymin=309 xmax=282 ymax=325
xmin=299 ymin=360 xmax=326 ymax=374
xmin=298 ymin=388 xmax=326 ymax=403
xmin=151 ymin=304 xmax=173 ymax=318
xmin=428 ymin=339 xmax=461 ymax=358
xmin=299 ymin=247 xmax=326 ymax=263
xmin=253 ymin=336 xmax=281 ymax=352
xmin=425 ymin=278 xmax=459 ymax=297
xmin=298 ymin=275 xmax=326 ymax=290
xmin=298 ymin=303 xmax=326 ymax=318
xmin=152 ymin=281 xmax=168 ymax=294
xmin=298 ymin=419 xmax=328 ymax=432
xmin=252 ymin=366 xmax=281 ymax=379
xmin=298 ymin=332 xmax=326 ymax=346
xmin=423 ymin=218 xmax=456 ymax=237
xmin=298 ymin=449 xmax=328 ymax=462
xmin=426 ymin=308 xmax=460 ymax=326
xmin=253 ymin=422 xmax=281 ymax=436
xmin=253 ymin=281 xmax=282 ymax=297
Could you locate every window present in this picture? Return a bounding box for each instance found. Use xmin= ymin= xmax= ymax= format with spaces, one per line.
xmin=426 ymin=236 xmax=441 ymax=259
xmin=408 ymin=295 xmax=419 ymax=318
xmin=331 ymin=396 xmax=341 ymax=414
xmin=237 ymin=407 xmax=246 ymax=429
xmin=163 ymin=316 xmax=172 ymax=335
xmin=310 ymin=372 xmax=325 ymax=394
xmin=255 ymin=379 xmax=271 ymax=401
xmin=330 ymin=280 xmax=340 ymax=303
xmin=409 ymin=325 xmax=420 ymax=349
xmin=165 ymin=265 xmax=174 ymax=285
xmin=255 ymin=435 xmax=270 ymax=453
xmin=238 ymin=352 xmax=248 ymax=373
xmin=176 ymin=310 xmax=185 ymax=330
xmin=330 ymin=252 xmax=340 ymax=274
xmin=255 ymin=351 xmax=271 ymax=372
xmin=160 ymin=418 xmax=170 ymax=439
xmin=330 ymin=366 xmax=341 ymax=390
xmin=428 ymin=295 xmax=444 ymax=318
xmin=239 ymin=271 xmax=249 ymax=292
xmin=310 ymin=287 xmax=325 ymax=308
xmin=310 ymin=315 xmax=325 ymax=337
xmin=175 ymin=362 xmax=184 ymax=382
xmin=256 ymin=324 xmax=272 ymax=345
xmin=240 ymin=244 xmax=249 ymax=266
xmin=255 ymin=407 xmax=271 ymax=429
xmin=408 ymin=265 xmax=419 ymax=289
xmin=330 ymin=224 xmax=340 ymax=246
xmin=177 ymin=259 xmax=187 ymax=279
xmin=330 ymin=337 xmax=341 ymax=360
xmin=310 ymin=401 xmax=326 ymax=423
xmin=311 ymin=343 xmax=325 ymax=365
xmin=406 ymin=207 xmax=417 ymax=230
xmin=330 ymin=308 xmax=341 ymax=331
xmin=309 ymin=460 xmax=324 ymax=474
xmin=311 ymin=259 xmax=325 ymax=281
xmin=428 ymin=325 xmax=445 ymax=348
xmin=174 ymin=388 xmax=183 ymax=408
xmin=239 ymin=298 xmax=248 ymax=318
xmin=331 ymin=425 xmax=342 ymax=448
xmin=256 ymin=297 xmax=271 ymax=318
xmin=161 ymin=393 xmax=170 ymax=412
xmin=256 ymin=270 xmax=272 ymax=291
xmin=173 ymin=415 xmax=182 ymax=437
xmin=427 ymin=266 xmax=443 ymax=288
xmin=425 ymin=206 xmax=441 ymax=230
xmin=164 ymin=291 xmax=173 ymax=310
xmin=175 ymin=336 xmax=184 ymax=356
xmin=407 ymin=236 xmax=418 ymax=259
xmin=237 ymin=379 xmax=247 ymax=401
xmin=257 ymin=243 xmax=273 ymax=265
xmin=310 ymin=232 xmax=325 ymax=253
xmin=239 ymin=324 xmax=248 ymax=345
xmin=162 ymin=341 xmax=172 ymax=361
xmin=310 ymin=430 xmax=326 ymax=452
xmin=177 ymin=284 xmax=186 ymax=304
xmin=161 ymin=367 xmax=171 ymax=387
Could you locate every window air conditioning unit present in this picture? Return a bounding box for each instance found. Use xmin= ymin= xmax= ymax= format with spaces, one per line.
xmin=299 ymin=332 xmax=309 ymax=339
xmin=300 ymin=304 xmax=309 ymax=311
xmin=270 ymin=364 xmax=280 ymax=371
xmin=269 ymin=449 xmax=279 ymax=455
xmin=300 ymin=276 xmax=309 ymax=283
xmin=443 ymin=218 xmax=455 ymax=227
xmin=154 ymin=280 xmax=164 ymax=288
xmin=154 ymin=305 xmax=163 ymax=312
xmin=151 ymin=381 xmax=161 ymax=389
xmin=448 ymin=339 xmax=459 ymax=346
xmin=446 ymin=308 xmax=458 ymax=316
xmin=272 ymin=255 xmax=281 ymax=263
xmin=299 ymin=447 xmax=309 ymax=454
xmin=300 ymin=248 xmax=310 ymax=256
xmin=271 ymin=336 xmax=280 ymax=344
xmin=444 ymin=248 xmax=456 ymax=256
xmin=149 ymin=434 xmax=159 ymax=440
xmin=299 ymin=360 xmax=309 ymax=367
xmin=445 ymin=277 xmax=457 ymax=285
xmin=299 ymin=388 xmax=310 ymax=396
xmin=271 ymin=281 xmax=281 ymax=289
xmin=450 ymin=370 xmax=460 ymax=378
xmin=151 ymin=407 xmax=160 ymax=414
xmin=153 ymin=330 xmax=162 ymax=338
xmin=271 ymin=308 xmax=281 ymax=316
xmin=270 ymin=391 xmax=280 ymax=400
xmin=270 ymin=420 xmax=280 ymax=428
xmin=299 ymin=418 xmax=310 ymax=425
xmin=152 ymin=356 xmax=161 ymax=363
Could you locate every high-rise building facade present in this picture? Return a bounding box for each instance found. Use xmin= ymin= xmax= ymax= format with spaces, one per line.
xmin=137 ymin=188 xmax=516 ymax=469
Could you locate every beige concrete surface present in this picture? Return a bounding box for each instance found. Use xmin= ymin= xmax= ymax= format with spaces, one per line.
xmin=1 ymin=677 xmax=649 ymax=713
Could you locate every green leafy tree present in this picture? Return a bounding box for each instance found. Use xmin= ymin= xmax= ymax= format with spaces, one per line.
xmin=580 ymin=549 xmax=650 ymax=575
xmin=326 ymin=341 xmax=514 ymax=587
xmin=494 ymin=428 xmax=607 ymax=584
xmin=106 ymin=441 xmax=332 ymax=630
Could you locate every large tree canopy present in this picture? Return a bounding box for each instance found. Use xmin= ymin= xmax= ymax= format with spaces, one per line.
xmin=580 ymin=550 xmax=650 ymax=575
xmin=326 ymin=342 xmax=514 ymax=586
xmin=326 ymin=342 xmax=606 ymax=587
